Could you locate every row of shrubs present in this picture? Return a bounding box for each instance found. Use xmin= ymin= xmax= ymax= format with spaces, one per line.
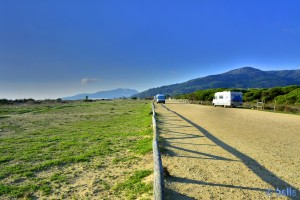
xmin=0 ymin=98 xmax=121 ymax=105
xmin=0 ymin=98 xmax=67 ymax=105
xmin=243 ymin=85 xmax=300 ymax=104
xmin=174 ymin=85 xmax=300 ymax=105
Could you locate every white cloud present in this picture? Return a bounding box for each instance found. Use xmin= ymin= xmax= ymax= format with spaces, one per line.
xmin=81 ymin=78 xmax=99 ymax=84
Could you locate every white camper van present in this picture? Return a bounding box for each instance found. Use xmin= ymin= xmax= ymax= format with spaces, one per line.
xmin=212 ymin=91 xmax=243 ymax=107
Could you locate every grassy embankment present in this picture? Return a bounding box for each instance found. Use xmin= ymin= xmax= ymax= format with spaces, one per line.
xmin=0 ymin=100 xmax=153 ymax=199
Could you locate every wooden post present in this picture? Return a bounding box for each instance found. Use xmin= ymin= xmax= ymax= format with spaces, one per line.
xmin=152 ymin=115 xmax=157 ymax=141
xmin=151 ymin=102 xmax=165 ymax=200
xmin=153 ymin=140 xmax=164 ymax=200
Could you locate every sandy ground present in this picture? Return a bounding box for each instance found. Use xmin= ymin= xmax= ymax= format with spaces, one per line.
xmin=35 ymin=153 xmax=153 ymax=200
xmin=155 ymin=101 xmax=300 ymax=200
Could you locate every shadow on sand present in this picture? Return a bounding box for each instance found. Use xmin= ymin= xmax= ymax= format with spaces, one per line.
xmin=165 ymin=187 xmax=196 ymax=200
xmin=168 ymin=176 xmax=269 ymax=192
xmin=161 ymin=104 xmax=299 ymax=199
xmin=164 ymin=142 xmax=238 ymax=162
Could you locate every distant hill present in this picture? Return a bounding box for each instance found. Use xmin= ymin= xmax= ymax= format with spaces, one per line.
xmin=63 ymin=88 xmax=139 ymax=100
xmin=135 ymin=67 xmax=300 ymax=98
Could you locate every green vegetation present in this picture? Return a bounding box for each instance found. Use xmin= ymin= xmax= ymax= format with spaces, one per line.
xmin=113 ymin=170 xmax=152 ymax=200
xmin=243 ymin=85 xmax=300 ymax=104
xmin=175 ymin=88 xmax=228 ymax=101
xmin=275 ymin=88 xmax=300 ymax=104
xmin=175 ymin=85 xmax=300 ymax=105
xmin=174 ymin=85 xmax=300 ymax=113
xmin=0 ymin=100 xmax=153 ymax=199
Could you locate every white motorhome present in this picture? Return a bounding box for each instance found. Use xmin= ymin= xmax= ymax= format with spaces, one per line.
xmin=212 ymin=91 xmax=243 ymax=107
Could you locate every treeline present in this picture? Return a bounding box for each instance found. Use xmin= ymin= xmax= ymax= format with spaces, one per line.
xmin=0 ymin=98 xmax=66 ymax=105
xmin=174 ymin=85 xmax=300 ymax=105
xmin=174 ymin=88 xmax=228 ymax=102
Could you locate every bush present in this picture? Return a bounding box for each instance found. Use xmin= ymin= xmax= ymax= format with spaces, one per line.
xmin=262 ymin=88 xmax=284 ymax=102
xmin=0 ymin=99 xmax=12 ymax=105
xmin=176 ymin=85 xmax=300 ymax=107
xmin=275 ymin=88 xmax=300 ymax=105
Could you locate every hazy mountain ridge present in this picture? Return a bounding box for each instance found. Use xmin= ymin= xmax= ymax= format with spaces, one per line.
xmin=63 ymin=88 xmax=139 ymax=100
xmin=135 ymin=67 xmax=300 ymax=98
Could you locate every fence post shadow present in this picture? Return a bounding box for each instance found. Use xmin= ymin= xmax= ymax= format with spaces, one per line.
xmin=161 ymin=104 xmax=299 ymax=199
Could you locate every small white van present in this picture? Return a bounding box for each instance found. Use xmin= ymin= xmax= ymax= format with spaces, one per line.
xmin=212 ymin=91 xmax=243 ymax=107
xmin=155 ymin=94 xmax=165 ymax=104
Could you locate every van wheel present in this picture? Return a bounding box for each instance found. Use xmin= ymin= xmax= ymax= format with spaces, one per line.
xmin=213 ymin=104 xmax=216 ymax=107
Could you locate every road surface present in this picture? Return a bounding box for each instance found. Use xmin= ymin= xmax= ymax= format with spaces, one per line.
xmin=155 ymin=101 xmax=300 ymax=199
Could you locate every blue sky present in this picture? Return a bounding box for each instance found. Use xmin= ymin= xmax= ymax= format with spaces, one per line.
xmin=0 ymin=0 xmax=300 ymax=99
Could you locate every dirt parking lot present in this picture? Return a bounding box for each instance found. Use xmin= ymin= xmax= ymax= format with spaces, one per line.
xmin=156 ymin=101 xmax=300 ymax=199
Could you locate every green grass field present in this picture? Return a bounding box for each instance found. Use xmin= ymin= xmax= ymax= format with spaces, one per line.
xmin=0 ymin=100 xmax=153 ymax=199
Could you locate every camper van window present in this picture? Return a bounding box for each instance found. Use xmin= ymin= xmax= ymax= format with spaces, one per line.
xmin=219 ymin=95 xmax=223 ymax=99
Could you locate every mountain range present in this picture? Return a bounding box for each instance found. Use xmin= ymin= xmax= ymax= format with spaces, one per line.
xmin=135 ymin=67 xmax=300 ymax=98
xmin=63 ymin=88 xmax=139 ymax=100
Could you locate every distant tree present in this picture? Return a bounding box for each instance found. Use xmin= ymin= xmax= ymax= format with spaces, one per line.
xmin=0 ymin=99 xmax=11 ymax=105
